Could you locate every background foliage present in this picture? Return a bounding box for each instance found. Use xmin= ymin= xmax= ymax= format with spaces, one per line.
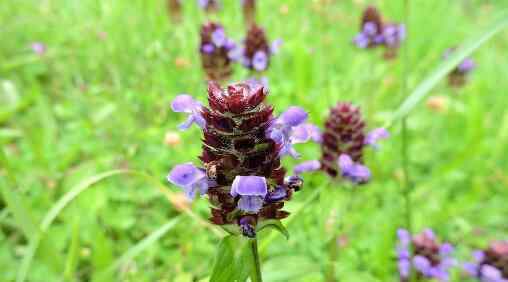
xmin=1 ymin=0 xmax=508 ymax=281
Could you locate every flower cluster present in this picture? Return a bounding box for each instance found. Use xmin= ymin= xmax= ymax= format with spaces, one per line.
xmin=239 ymin=24 xmax=282 ymax=72
xmin=293 ymin=102 xmax=388 ymax=185
xmin=464 ymin=241 xmax=508 ymax=282
xmin=198 ymin=0 xmax=220 ymax=12
xmin=167 ymin=0 xmax=182 ymax=23
xmin=397 ymin=229 xmax=455 ymax=282
xmin=353 ymin=6 xmax=406 ymax=59
xmin=199 ymin=22 xmax=237 ymax=82
xmin=443 ymin=48 xmax=476 ymax=87
xmin=241 ymin=0 xmax=256 ymax=26
xmin=168 ymin=81 xmax=314 ymax=237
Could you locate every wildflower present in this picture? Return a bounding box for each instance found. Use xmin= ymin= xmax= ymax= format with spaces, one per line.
xmin=241 ymin=24 xmax=281 ymax=72
xmin=170 ymin=94 xmax=206 ymax=130
xmin=464 ymin=241 xmax=508 ymax=282
xmin=397 ymin=228 xmax=455 ymax=282
xmin=167 ymin=0 xmax=182 ymax=23
xmin=353 ymin=6 xmax=406 ymax=59
xmin=31 ymin=42 xmax=46 ymax=56
xmin=241 ymin=0 xmax=256 ymax=26
xmin=443 ymin=48 xmax=476 ymax=87
xmin=167 ymin=81 xmax=311 ymax=237
xmin=295 ymin=102 xmax=388 ymax=185
xmin=199 ymin=22 xmax=237 ymax=82
xmin=353 ymin=6 xmax=384 ymax=49
xmin=198 ymin=0 xmax=220 ymax=12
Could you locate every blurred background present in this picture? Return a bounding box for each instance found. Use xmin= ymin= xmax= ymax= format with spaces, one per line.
xmin=1 ymin=0 xmax=508 ymax=281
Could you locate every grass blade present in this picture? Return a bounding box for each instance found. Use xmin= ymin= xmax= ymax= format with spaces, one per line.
xmin=95 ymin=216 xmax=181 ymax=279
xmin=387 ymin=13 xmax=508 ymax=126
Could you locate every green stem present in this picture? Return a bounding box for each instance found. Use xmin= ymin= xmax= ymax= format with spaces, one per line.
xmin=250 ymin=238 xmax=263 ymax=282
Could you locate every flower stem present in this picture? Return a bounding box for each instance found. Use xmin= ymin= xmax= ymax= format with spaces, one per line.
xmin=249 ymin=238 xmax=263 ymax=282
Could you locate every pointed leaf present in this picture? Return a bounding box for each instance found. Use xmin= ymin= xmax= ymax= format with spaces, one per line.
xmin=256 ymin=219 xmax=290 ymax=240
xmin=210 ymin=235 xmax=252 ymax=282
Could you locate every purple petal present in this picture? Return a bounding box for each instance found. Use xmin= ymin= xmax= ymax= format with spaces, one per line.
xmin=398 ymin=259 xmax=411 ymax=278
xmin=354 ymin=33 xmax=369 ymax=48
xmin=171 ymin=95 xmax=199 ymax=113
xmin=439 ymin=243 xmax=454 ymax=256
xmin=31 ymin=42 xmax=46 ymax=55
xmin=238 ymin=195 xmax=264 ymax=212
xmin=428 ymin=266 xmax=449 ymax=281
xmin=252 ymin=50 xmax=268 ymax=71
xmin=211 ymin=28 xmax=226 ymax=47
xmin=397 ymin=229 xmax=411 ymax=246
xmin=458 ymin=58 xmax=475 ymax=73
xmin=270 ymin=38 xmax=283 ymax=54
xmin=365 ymin=128 xmax=389 ymax=148
xmin=413 ymin=255 xmax=431 ymax=276
xmin=480 ymin=265 xmax=503 ymax=281
xmin=294 ymin=160 xmax=321 ymax=175
xmin=167 ymin=163 xmax=208 ymax=199
xmin=422 ymin=228 xmax=435 ymax=240
xmin=397 ymin=248 xmax=410 ymax=260
xmin=197 ymin=0 xmax=209 ymax=8
xmin=228 ymin=46 xmax=243 ymax=61
xmin=230 ymin=176 xmax=267 ymax=197
xmin=202 ymin=43 xmax=215 ymax=54
xmin=363 ymin=22 xmax=378 ymax=36
xmin=167 ymin=163 xmax=204 ymax=187
xmin=473 ymin=250 xmax=485 ymax=262
xmin=279 ymin=106 xmax=308 ymax=127
xmin=338 ymin=154 xmax=371 ymax=184
xmin=463 ymin=262 xmax=479 ymax=277
xmin=291 ymin=123 xmax=322 ymax=143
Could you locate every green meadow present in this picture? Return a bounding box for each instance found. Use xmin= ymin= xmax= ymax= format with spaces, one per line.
xmin=1 ymin=0 xmax=508 ymax=281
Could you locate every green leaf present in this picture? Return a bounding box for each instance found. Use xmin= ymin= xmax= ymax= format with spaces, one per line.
xmin=210 ymin=235 xmax=253 ymax=282
xmin=64 ymin=218 xmax=81 ymax=281
xmin=387 ymin=13 xmax=508 ymax=126
xmin=95 ymin=216 xmax=181 ymax=279
xmin=256 ymin=219 xmax=290 ymax=240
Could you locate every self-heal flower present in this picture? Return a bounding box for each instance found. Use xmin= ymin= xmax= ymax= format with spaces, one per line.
xmin=382 ymin=23 xmax=406 ymax=60
xmin=171 ymin=94 xmax=206 ymax=130
xmin=199 ymin=22 xmax=237 ymax=82
xmin=396 ymin=228 xmax=455 ymax=282
xmin=464 ymin=241 xmax=508 ymax=282
xmin=338 ymin=154 xmax=370 ymax=184
xmin=242 ymin=24 xmax=279 ymax=73
xmin=443 ymin=48 xmax=476 ymax=87
xmin=353 ymin=6 xmax=384 ymax=49
xmin=167 ymin=163 xmax=208 ymax=199
xmin=168 ymin=81 xmax=306 ymax=238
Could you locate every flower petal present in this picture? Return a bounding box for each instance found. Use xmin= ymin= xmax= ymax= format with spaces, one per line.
xmin=171 ymin=95 xmax=199 ymax=113
xmin=365 ymin=127 xmax=390 ymax=148
xmin=266 ymin=186 xmax=287 ymax=202
xmin=230 ymin=176 xmax=267 ymax=197
xmin=278 ymin=106 xmax=308 ymax=127
xmin=167 ymin=163 xmax=205 ymax=187
xmin=413 ymin=255 xmax=431 ymax=276
xmin=211 ymin=28 xmax=226 ymax=47
xmin=253 ymin=51 xmax=268 ymax=71
xmin=238 ymin=195 xmax=264 ymax=212
xmin=294 ymin=160 xmax=321 ymax=175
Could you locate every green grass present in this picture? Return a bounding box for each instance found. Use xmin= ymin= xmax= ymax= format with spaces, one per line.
xmin=1 ymin=0 xmax=508 ymax=281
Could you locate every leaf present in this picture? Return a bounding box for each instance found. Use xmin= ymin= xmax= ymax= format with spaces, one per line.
xmin=387 ymin=13 xmax=508 ymax=126
xmin=256 ymin=219 xmax=290 ymax=240
xmin=95 ymin=216 xmax=181 ymax=279
xmin=64 ymin=218 xmax=81 ymax=281
xmin=210 ymin=235 xmax=253 ymax=282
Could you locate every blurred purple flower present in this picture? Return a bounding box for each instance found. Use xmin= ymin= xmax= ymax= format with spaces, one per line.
xmin=364 ymin=127 xmax=389 ymax=148
xmin=31 ymin=42 xmax=46 ymax=55
xmin=294 ymin=160 xmax=321 ymax=175
xmin=252 ymin=51 xmax=268 ymax=71
xmin=338 ymin=154 xmax=371 ymax=184
xmin=171 ymin=95 xmax=206 ymax=130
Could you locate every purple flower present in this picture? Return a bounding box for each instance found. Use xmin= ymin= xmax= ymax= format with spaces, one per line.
xmin=458 ymin=58 xmax=476 ymax=73
xmin=266 ymin=186 xmax=287 ymax=202
xmin=268 ymin=106 xmax=312 ymax=158
xmin=413 ymin=255 xmax=432 ymax=276
xmin=398 ymin=259 xmax=411 ymax=278
xmin=294 ymin=160 xmax=321 ymax=175
xmin=31 ymin=42 xmax=46 ymax=55
xmin=292 ymin=123 xmax=322 ymax=144
xmin=353 ymin=33 xmax=369 ymax=48
xmin=171 ymin=95 xmax=206 ymax=130
xmin=270 ymin=39 xmax=283 ymax=54
xmin=363 ymin=22 xmax=378 ymax=36
xmin=383 ymin=24 xmax=405 ymax=48
xmin=231 ymin=176 xmax=268 ymax=213
xmin=202 ymin=43 xmax=215 ymax=54
xmin=211 ymin=28 xmax=226 ymax=47
xmin=481 ymin=265 xmax=504 ymax=282
xmin=364 ymin=127 xmax=389 ymax=148
xmin=338 ymin=154 xmax=371 ymax=184
xmin=167 ymin=163 xmax=208 ymax=199
xmin=252 ymin=51 xmax=268 ymax=71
